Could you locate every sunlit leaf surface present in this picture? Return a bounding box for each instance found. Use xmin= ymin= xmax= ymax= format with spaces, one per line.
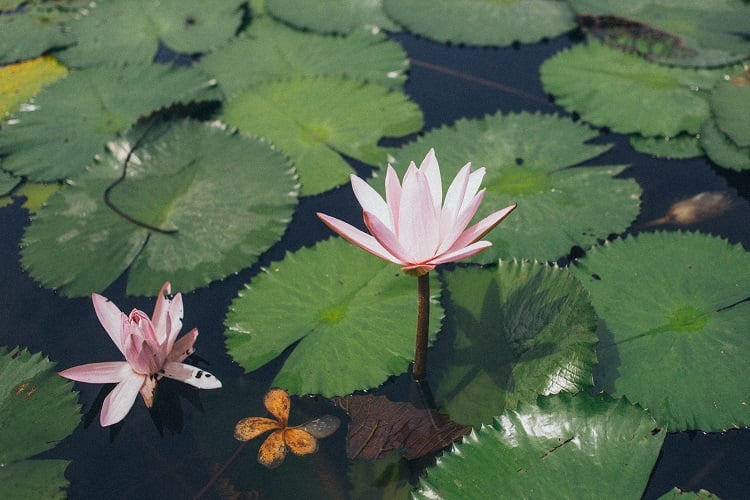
xmin=0 ymin=347 xmax=80 ymax=499
xmin=569 ymin=0 xmax=750 ymax=67
xmin=265 ymin=0 xmax=399 ymax=34
xmin=0 ymin=3 xmax=79 ymax=64
xmin=540 ymin=41 xmax=725 ymax=136
xmin=383 ymin=0 xmax=575 ymax=46
xmin=415 ymin=393 xmax=665 ymax=499
xmin=222 ymin=75 xmax=423 ymax=196
xmin=56 ymin=0 xmax=244 ymax=67
xmin=225 ymin=237 xmax=443 ymax=397
xmin=0 ymin=63 xmax=220 ymax=182
xmin=573 ymin=232 xmax=750 ymax=431
xmin=199 ymin=17 xmax=408 ymax=98
xmin=21 ymin=119 xmax=298 ymax=296
xmin=431 ymin=260 xmax=598 ymax=427
xmin=0 ymin=56 xmax=68 ymax=120
xmin=384 ymin=112 xmax=640 ymax=263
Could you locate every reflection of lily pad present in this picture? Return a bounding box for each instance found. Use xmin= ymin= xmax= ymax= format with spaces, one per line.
xmin=383 ymin=0 xmax=575 ymax=47
xmin=0 ymin=63 xmax=220 ymax=182
xmin=56 ymin=0 xmax=244 ymax=67
xmin=225 ymin=237 xmax=443 ymax=397
xmin=199 ymin=17 xmax=407 ymax=97
xmin=265 ymin=0 xmax=399 ymax=34
xmin=21 ymin=119 xmax=298 ymax=296
xmin=222 ymin=75 xmax=423 ymax=196
xmin=569 ymin=0 xmax=750 ymax=67
xmin=384 ymin=112 xmax=641 ymax=262
xmin=540 ymin=41 xmax=725 ymax=136
xmin=0 ymin=55 xmax=68 ymax=120
xmin=432 ymin=260 xmax=598 ymax=427
xmin=0 ymin=347 xmax=80 ymax=499
xmin=572 ymin=232 xmax=750 ymax=431
xmin=700 ymin=118 xmax=750 ymax=171
xmin=0 ymin=4 xmax=78 ymax=64
xmin=415 ymin=393 xmax=665 ymax=499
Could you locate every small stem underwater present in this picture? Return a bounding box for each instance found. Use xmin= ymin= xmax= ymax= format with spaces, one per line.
xmin=412 ymin=272 xmax=430 ymax=381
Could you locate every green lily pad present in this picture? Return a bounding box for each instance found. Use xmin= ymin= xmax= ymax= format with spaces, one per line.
xmin=225 ymin=237 xmax=443 ymax=397
xmin=382 ymin=112 xmax=641 ymax=263
xmin=540 ymin=41 xmax=725 ymax=136
xmin=570 ymin=0 xmax=750 ymax=67
xmin=711 ymin=69 xmax=750 ymax=148
xmin=0 ymin=347 xmax=80 ymax=499
xmin=701 ymin=118 xmax=750 ymax=171
xmin=0 ymin=171 xmax=20 ymax=197
xmin=0 ymin=3 xmax=79 ymax=64
xmin=222 ymin=75 xmax=423 ymax=196
xmin=56 ymin=0 xmax=244 ymax=67
xmin=0 ymin=63 xmax=220 ymax=182
xmin=658 ymin=488 xmax=719 ymax=499
xmin=21 ymin=119 xmax=298 ymax=297
xmin=630 ymin=134 xmax=704 ymax=159
xmin=265 ymin=0 xmax=400 ymax=34
xmin=199 ymin=17 xmax=408 ymax=98
xmin=572 ymin=232 xmax=750 ymax=431
xmin=415 ymin=393 xmax=665 ymax=499
xmin=383 ymin=0 xmax=575 ymax=47
xmin=431 ymin=260 xmax=598 ymax=427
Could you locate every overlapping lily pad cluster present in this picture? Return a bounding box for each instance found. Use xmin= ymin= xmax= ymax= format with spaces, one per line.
xmin=0 ymin=0 xmax=748 ymax=498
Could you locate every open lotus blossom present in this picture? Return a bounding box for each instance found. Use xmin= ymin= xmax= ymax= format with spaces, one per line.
xmin=317 ymin=148 xmax=516 ymax=276
xmin=59 ymin=282 xmax=221 ymax=426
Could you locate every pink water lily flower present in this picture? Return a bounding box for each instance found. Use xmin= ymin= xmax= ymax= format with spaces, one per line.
xmin=317 ymin=148 xmax=516 ymax=276
xmin=59 ymin=282 xmax=221 ymax=427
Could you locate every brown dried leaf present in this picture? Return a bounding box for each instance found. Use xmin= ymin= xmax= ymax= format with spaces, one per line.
xmin=332 ymin=394 xmax=470 ymax=460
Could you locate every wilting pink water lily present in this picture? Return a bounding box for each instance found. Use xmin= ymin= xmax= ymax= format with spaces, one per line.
xmin=317 ymin=148 xmax=516 ymax=276
xmin=59 ymin=282 xmax=221 ymax=426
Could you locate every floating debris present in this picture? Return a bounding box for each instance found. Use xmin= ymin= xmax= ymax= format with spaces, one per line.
xmin=644 ymin=191 xmax=733 ymax=227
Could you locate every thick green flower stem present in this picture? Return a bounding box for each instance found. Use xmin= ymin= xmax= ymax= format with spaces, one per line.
xmin=412 ymin=272 xmax=430 ymax=381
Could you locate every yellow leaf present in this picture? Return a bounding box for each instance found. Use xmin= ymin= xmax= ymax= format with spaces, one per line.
xmin=0 ymin=55 xmax=68 ymax=119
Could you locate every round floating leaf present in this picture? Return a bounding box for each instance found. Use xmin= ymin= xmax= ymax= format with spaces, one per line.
xmin=21 ymin=119 xmax=298 ymax=297
xmin=0 ymin=171 xmax=20 ymax=197
xmin=199 ymin=17 xmax=408 ymax=98
xmin=0 ymin=347 xmax=80 ymax=499
xmin=222 ymin=75 xmax=423 ymax=196
xmin=383 ymin=0 xmax=575 ymax=47
xmin=0 ymin=4 xmax=78 ymax=64
xmin=225 ymin=237 xmax=443 ymax=397
xmin=56 ymin=0 xmax=244 ymax=67
xmin=572 ymin=232 xmax=750 ymax=431
xmin=265 ymin=0 xmax=400 ymax=34
xmin=0 ymin=55 xmax=68 ymax=120
xmin=540 ymin=41 xmax=725 ymax=136
xmin=0 ymin=63 xmax=220 ymax=182
xmin=431 ymin=260 xmax=598 ymax=427
xmin=415 ymin=393 xmax=665 ymax=499
xmin=700 ymin=118 xmax=750 ymax=171
xmin=569 ymin=0 xmax=750 ymax=67
xmin=382 ymin=112 xmax=641 ymax=263
xmin=630 ymin=134 xmax=704 ymax=159
xmin=711 ymin=70 xmax=750 ymax=148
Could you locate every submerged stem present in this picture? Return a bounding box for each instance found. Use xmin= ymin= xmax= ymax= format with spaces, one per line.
xmin=412 ymin=272 xmax=430 ymax=380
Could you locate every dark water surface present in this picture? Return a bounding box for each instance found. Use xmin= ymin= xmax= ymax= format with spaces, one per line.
xmin=1 ymin=31 xmax=748 ymax=499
